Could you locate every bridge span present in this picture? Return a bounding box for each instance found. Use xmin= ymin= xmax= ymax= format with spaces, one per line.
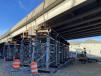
xmin=0 ymin=0 xmax=86 ymax=43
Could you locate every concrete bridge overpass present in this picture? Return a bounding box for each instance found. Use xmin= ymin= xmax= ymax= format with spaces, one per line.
xmin=0 ymin=0 xmax=86 ymax=43
xmin=0 ymin=0 xmax=100 ymax=43
xmin=0 ymin=0 xmax=101 ymax=72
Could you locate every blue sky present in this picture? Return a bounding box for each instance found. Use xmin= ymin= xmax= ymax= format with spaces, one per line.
xmin=69 ymin=36 xmax=101 ymax=42
xmin=0 ymin=0 xmax=101 ymax=42
xmin=0 ymin=0 xmax=43 ymax=35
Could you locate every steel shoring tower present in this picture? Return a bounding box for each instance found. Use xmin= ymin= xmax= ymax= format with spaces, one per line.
xmin=33 ymin=26 xmax=69 ymax=73
xmin=19 ymin=32 xmax=33 ymax=66
xmin=3 ymin=40 xmax=19 ymax=61
xmin=17 ymin=24 xmax=69 ymax=72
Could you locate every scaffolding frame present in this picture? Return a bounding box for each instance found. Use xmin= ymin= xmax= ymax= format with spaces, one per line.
xmin=3 ymin=40 xmax=19 ymax=61
xmin=32 ymin=26 xmax=69 ymax=72
xmin=19 ymin=32 xmax=34 ymax=66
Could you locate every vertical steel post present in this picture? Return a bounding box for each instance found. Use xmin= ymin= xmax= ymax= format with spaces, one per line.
xmin=20 ymin=38 xmax=24 ymax=65
xmin=46 ymin=32 xmax=50 ymax=70
xmin=3 ymin=43 xmax=6 ymax=59
xmin=31 ymin=37 xmax=35 ymax=61
xmin=8 ymin=43 xmax=11 ymax=60
xmin=55 ymin=34 xmax=58 ymax=66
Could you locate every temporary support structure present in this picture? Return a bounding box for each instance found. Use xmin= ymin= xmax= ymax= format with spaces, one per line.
xmin=32 ymin=26 xmax=69 ymax=72
xmin=19 ymin=31 xmax=34 ymax=66
xmin=12 ymin=24 xmax=69 ymax=72
xmin=3 ymin=40 xmax=19 ymax=61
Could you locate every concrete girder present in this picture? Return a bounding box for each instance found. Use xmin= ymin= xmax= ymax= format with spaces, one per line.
xmin=60 ymin=17 xmax=101 ymax=34
xmin=53 ymin=5 xmax=101 ymax=30
xmin=63 ymin=30 xmax=101 ymax=40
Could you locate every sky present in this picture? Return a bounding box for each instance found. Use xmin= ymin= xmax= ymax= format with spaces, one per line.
xmin=69 ymin=36 xmax=101 ymax=42
xmin=0 ymin=0 xmax=43 ymax=35
xmin=0 ymin=0 xmax=101 ymax=42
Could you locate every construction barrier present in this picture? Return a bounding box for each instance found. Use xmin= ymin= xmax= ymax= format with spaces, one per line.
xmin=12 ymin=59 xmax=20 ymax=69
xmin=31 ymin=61 xmax=38 ymax=74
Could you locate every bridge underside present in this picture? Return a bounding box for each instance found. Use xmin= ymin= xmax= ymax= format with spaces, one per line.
xmin=46 ymin=0 xmax=101 ymax=40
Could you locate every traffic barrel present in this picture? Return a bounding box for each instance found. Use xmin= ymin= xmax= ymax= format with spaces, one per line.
xmin=12 ymin=59 xmax=20 ymax=69
xmin=31 ymin=61 xmax=38 ymax=74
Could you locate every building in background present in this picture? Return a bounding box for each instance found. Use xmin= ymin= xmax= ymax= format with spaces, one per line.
xmin=69 ymin=40 xmax=101 ymax=61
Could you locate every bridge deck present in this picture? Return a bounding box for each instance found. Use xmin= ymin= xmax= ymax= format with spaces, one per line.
xmin=47 ymin=0 xmax=101 ymax=40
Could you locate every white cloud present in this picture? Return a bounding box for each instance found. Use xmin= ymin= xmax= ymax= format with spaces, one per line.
xmin=18 ymin=0 xmax=27 ymax=10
